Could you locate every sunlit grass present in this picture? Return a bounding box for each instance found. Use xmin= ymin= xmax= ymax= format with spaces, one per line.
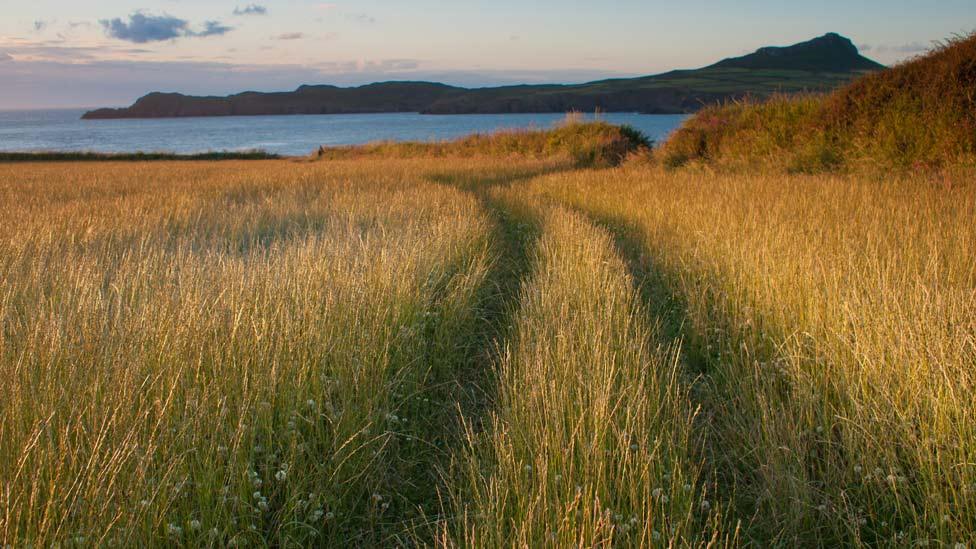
xmin=0 ymin=159 xmax=500 ymax=546
xmin=447 ymin=190 xmax=726 ymax=546
xmin=1 ymin=125 xmax=974 ymax=548
xmin=528 ymin=165 xmax=976 ymax=546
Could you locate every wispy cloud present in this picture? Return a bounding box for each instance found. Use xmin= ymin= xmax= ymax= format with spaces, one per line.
xmin=860 ymin=42 xmax=930 ymax=55
xmin=0 ymin=40 xmax=153 ymax=63
xmin=194 ymin=21 xmax=234 ymax=38
xmin=33 ymin=20 xmax=49 ymax=32
xmin=274 ymin=32 xmax=305 ymax=41
xmin=100 ymin=13 xmax=233 ymax=43
xmin=233 ymin=4 xmax=268 ymax=16
xmin=347 ymin=13 xmax=377 ymax=24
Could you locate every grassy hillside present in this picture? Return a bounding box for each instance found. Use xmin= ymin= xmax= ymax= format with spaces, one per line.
xmin=660 ymin=32 xmax=976 ymax=173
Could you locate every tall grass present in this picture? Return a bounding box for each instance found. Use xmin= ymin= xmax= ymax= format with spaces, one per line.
xmin=3 ymin=112 xmax=974 ymax=547
xmin=447 ymin=190 xmax=727 ymax=546
xmin=0 ymin=160 xmax=497 ymax=546
xmin=529 ymin=165 xmax=976 ymax=545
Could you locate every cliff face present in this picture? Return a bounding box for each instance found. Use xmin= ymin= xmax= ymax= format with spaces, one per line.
xmin=82 ymin=33 xmax=884 ymax=119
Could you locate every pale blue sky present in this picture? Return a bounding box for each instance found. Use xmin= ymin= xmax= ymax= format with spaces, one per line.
xmin=0 ymin=0 xmax=972 ymax=108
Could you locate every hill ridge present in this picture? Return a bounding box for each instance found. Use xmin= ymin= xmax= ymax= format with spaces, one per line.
xmin=82 ymin=33 xmax=883 ymax=119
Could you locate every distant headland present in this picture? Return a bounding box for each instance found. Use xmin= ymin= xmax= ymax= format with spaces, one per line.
xmin=82 ymin=33 xmax=883 ymax=120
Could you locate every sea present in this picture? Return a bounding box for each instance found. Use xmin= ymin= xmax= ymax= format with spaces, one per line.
xmin=0 ymin=109 xmax=687 ymax=156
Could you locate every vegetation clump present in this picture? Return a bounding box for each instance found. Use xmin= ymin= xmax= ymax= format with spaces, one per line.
xmin=315 ymin=119 xmax=652 ymax=168
xmin=660 ymin=32 xmax=976 ymax=173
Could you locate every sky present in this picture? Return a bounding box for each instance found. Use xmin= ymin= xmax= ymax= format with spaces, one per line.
xmin=0 ymin=0 xmax=972 ymax=109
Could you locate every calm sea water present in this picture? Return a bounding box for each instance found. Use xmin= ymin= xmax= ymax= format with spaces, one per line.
xmin=0 ymin=110 xmax=687 ymax=156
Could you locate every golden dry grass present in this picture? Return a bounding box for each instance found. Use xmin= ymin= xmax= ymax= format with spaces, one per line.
xmin=527 ymin=165 xmax=976 ymax=546
xmin=0 ymin=159 xmax=502 ymax=546
xmin=1 ymin=154 xmax=973 ymax=547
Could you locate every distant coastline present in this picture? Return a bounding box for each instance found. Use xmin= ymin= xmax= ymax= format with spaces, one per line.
xmin=82 ymin=33 xmax=883 ymax=120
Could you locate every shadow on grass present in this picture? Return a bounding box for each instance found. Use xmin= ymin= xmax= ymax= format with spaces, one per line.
xmin=555 ymin=202 xmax=755 ymax=537
xmin=389 ymin=162 xmax=574 ymax=542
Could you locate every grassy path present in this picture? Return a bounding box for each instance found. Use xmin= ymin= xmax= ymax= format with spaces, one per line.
xmin=432 ymin=168 xmax=729 ymax=546
xmin=391 ymin=164 xmax=552 ymax=543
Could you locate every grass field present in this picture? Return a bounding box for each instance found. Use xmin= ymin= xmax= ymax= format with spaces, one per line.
xmin=2 ymin=37 xmax=976 ymax=544
xmin=1 ymin=148 xmax=972 ymax=546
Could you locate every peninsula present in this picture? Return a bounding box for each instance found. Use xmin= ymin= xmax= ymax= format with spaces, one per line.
xmin=82 ymin=33 xmax=883 ymax=119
